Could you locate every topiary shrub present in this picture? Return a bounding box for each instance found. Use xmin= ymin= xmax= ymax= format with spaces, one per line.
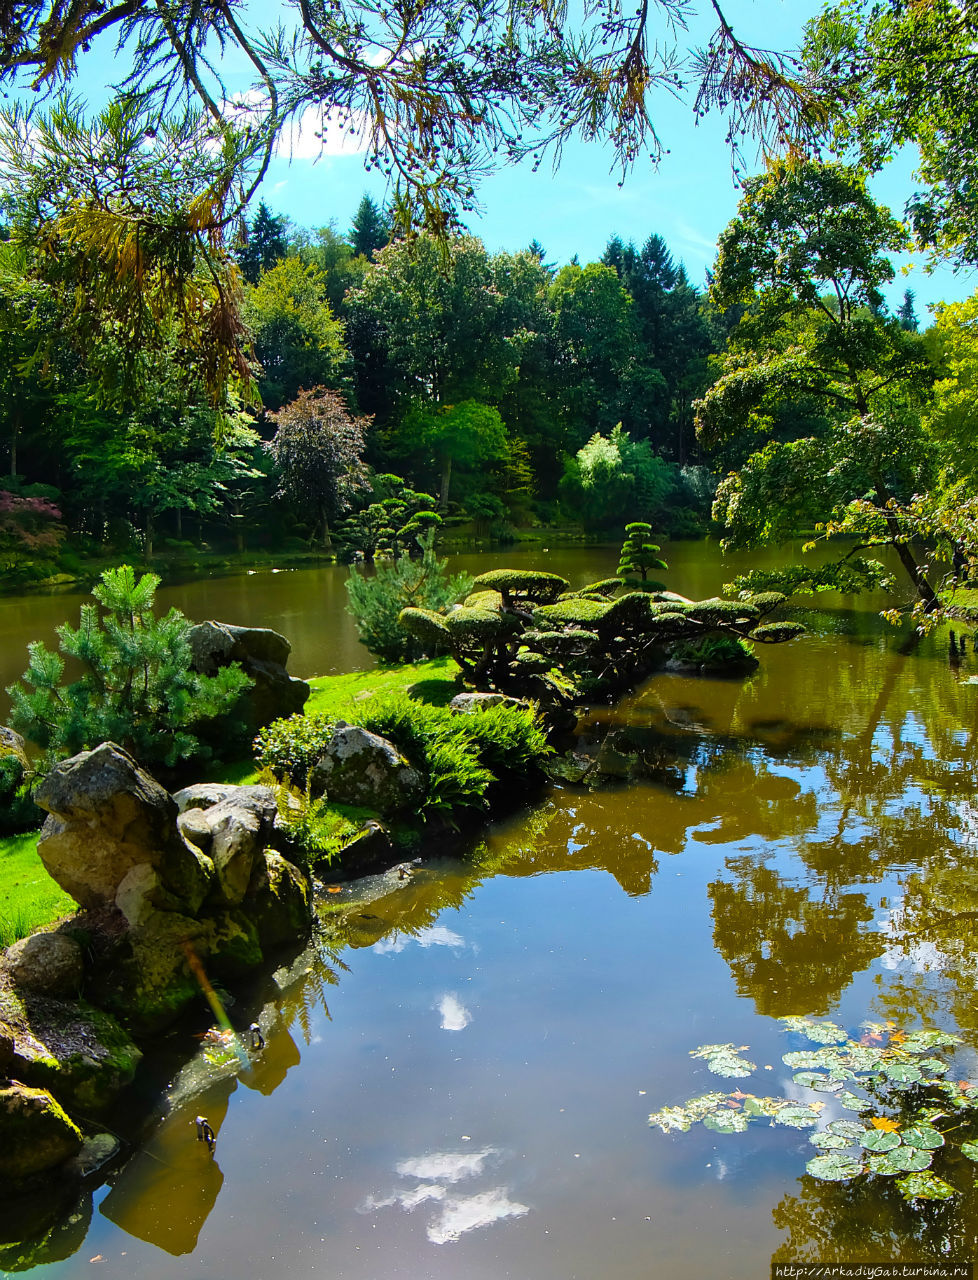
xmin=617 ymin=522 xmax=668 ymax=588
xmin=469 ymin=569 xmax=569 ymax=606
xmin=533 ymin=598 xmax=612 ymax=628
xmin=749 ymin=621 xmax=807 ymax=643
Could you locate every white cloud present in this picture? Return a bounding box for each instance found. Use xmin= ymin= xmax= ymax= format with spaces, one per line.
xmin=426 ymin=1189 xmax=530 ymax=1245
xmin=437 ymin=993 xmax=472 ymax=1031
xmin=396 ymin=1148 xmax=494 ymax=1183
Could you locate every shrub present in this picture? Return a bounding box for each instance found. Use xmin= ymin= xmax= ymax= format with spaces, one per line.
xmin=258 ymin=768 xmax=359 ymax=867
xmin=7 ymin=566 xmax=252 ymax=769
xmin=346 ymin=532 xmax=472 ymax=663
xmin=254 ymin=712 xmax=334 ymax=788
xmin=670 ymin=635 xmax=755 ymax=666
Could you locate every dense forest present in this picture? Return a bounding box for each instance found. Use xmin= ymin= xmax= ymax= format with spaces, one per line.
xmin=1 ymin=0 xmax=978 ymax=625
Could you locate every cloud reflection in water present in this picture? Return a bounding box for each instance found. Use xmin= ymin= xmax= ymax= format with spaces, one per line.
xmin=362 ymin=1145 xmax=530 ymax=1244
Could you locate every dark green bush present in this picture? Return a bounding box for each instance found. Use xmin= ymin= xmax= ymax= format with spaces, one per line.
xmin=254 ymin=712 xmax=334 ymax=787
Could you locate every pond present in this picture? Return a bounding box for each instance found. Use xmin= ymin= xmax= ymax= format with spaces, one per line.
xmin=3 ymin=540 xmax=978 ymax=1277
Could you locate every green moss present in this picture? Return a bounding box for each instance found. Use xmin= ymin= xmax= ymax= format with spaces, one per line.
xmin=743 ymin=591 xmax=788 ymax=611
xmin=463 ymin=589 xmax=504 ymax=610
xmin=580 ymin=577 xmax=624 ymax=597
xmin=684 ymin=598 xmax=760 ymax=625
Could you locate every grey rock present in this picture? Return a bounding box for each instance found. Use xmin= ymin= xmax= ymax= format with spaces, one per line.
xmin=247 ymin=852 xmax=311 ymax=950
xmin=64 ymin=1132 xmax=120 ymax=1179
xmin=0 ymin=726 xmax=27 ymax=764
xmin=187 ymin=620 xmax=309 ymax=732
xmin=34 ymin=744 xmax=188 ymax=911
xmin=200 ymin=788 xmax=278 ymax=907
xmin=3 ymin=933 xmax=84 ymax=998
xmin=309 ymin=724 xmax=423 ymax=815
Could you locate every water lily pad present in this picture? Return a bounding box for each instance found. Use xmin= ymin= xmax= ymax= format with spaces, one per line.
xmin=690 ymin=1043 xmax=757 ymax=1078
xmin=838 ymin=1090 xmax=866 ymax=1112
xmin=810 ymin=1130 xmax=850 ymax=1150
xmin=783 ymin=1051 xmax=831 ymax=1070
xmin=842 ymin=1045 xmax=884 ymax=1072
xmin=900 ymin=1030 xmax=960 ymax=1054
xmin=742 ymin=1095 xmax=789 ymax=1118
xmin=806 ymin=1152 xmax=864 ymax=1182
xmin=886 ymin=1146 xmax=933 ymax=1173
xmin=960 ymin=1141 xmax=978 ymax=1163
xmin=900 ymin=1124 xmax=944 ymax=1150
xmin=882 ymin=1062 xmax=923 ymax=1086
xmin=703 ymin=1109 xmax=750 ymax=1133
xmin=793 ymin=1071 xmax=843 ymax=1092
xmin=862 ymin=1129 xmax=901 ymax=1153
xmin=896 ymin=1172 xmax=957 ymax=1202
xmin=918 ymin=1058 xmax=950 ymax=1075
xmin=774 ymin=1104 xmax=821 ymax=1130
xmin=780 ymin=1017 xmax=846 ymax=1044
xmin=648 ymin=1106 xmax=695 ymax=1133
xmin=827 ymin=1120 xmax=867 ymax=1143
xmin=866 ymin=1153 xmax=903 ymax=1177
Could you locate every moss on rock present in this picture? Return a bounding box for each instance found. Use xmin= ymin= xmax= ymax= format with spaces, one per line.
xmin=0 ymin=1083 xmax=83 ymax=1185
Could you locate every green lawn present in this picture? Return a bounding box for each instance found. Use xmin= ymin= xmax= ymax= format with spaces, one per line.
xmin=1 ymin=657 xmax=463 ymax=943
xmin=0 ymin=831 xmax=76 ymax=948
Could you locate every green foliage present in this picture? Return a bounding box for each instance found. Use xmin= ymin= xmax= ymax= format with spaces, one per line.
xmin=670 ymin=635 xmax=755 ymax=667
xmin=254 ymin=712 xmax=335 ymax=789
xmin=560 ymin=425 xmax=673 ymax=530
xmin=469 ymin=569 xmax=569 ymax=604
xmin=352 ymin=692 xmax=548 ymax=819
xmin=339 ymin=475 xmax=441 ymax=561
xmin=617 ymin=521 xmax=668 ymax=584
xmin=650 ymin=1019 xmax=978 ymax=1202
xmin=749 ymin=622 xmax=807 ymax=644
xmin=258 ymin=767 xmax=359 ymax=868
xmin=346 ymin=533 xmax=473 ymax=663
xmin=7 ymin=565 xmax=252 ymax=769
xmin=725 ymin=558 xmax=896 ymax=600
xmin=533 ymin=598 xmax=612 ymax=628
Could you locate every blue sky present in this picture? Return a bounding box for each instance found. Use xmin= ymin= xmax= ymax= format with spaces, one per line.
xmin=37 ymin=0 xmax=978 ymax=315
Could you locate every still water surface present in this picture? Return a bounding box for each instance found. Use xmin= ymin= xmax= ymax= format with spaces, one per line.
xmin=5 ymin=541 xmax=978 ymax=1277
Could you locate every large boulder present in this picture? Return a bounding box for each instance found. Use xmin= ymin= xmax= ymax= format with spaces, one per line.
xmin=248 ymin=852 xmax=311 ymax=951
xmin=187 ymin=621 xmax=309 ymax=734
xmin=0 ymin=1083 xmax=82 ymax=1186
xmin=308 ymin=723 xmax=423 ymax=815
xmin=34 ymin=743 xmax=210 ymax=913
xmin=0 ymin=983 xmax=141 ymax=1114
xmin=2 ymin=933 xmax=84 ymax=998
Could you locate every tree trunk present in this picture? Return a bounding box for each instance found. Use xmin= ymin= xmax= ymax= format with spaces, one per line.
xmin=874 ymin=481 xmax=939 ymax=612
xmin=145 ymin=512 xmax=154 ymax=560
xmin=439 ymin=455 xmax=452 ymax=512
xmin=9 ymin=412 xmax=18 ymax=478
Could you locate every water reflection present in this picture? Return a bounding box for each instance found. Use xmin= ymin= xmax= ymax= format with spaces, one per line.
xmin=362 ymin=1147 xmax=530 ymax=1244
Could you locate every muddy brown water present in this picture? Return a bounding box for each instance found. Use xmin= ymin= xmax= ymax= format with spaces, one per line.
xmin=3 ymin=540 xmax=978 ymax=1277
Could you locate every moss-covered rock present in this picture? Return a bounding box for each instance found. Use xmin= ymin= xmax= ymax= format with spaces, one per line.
xmin=2 ymin=983 xmax=142 ymax=1113
xmin=0 ymin=1083 xmax=82 ymax=1186
xmin=308 ymin=723 xmax=423 ymax=815
xmin=2 ymin=933 xmax=84 ymax=999
xmin=246 ymin=853 xmax=311 ymax=952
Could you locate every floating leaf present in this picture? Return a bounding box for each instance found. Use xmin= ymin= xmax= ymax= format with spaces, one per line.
xmin=783 ymin=1050 xmax=831 ymax=1070
xmin=862 ymin=1129 xmax=901 ymax=1153
xmin=900 ymin=1125 xmax=944 ymax=1150
xmin=960 ymin=1141 xmax=978 ymax=1163
xmin=881 ymin=1062 xmax=922 ymax=1086
xmin=918 ymin=1058 xmax=950 ymax=1076
xmin=838 ymin=1090 xmax=865 ymax=1112
xmin=896 ymin=1172 xmax=957 ymax=1202
xmin=774 ymin=1104 xmax=821 ymax=1130
xmin=780 ymin=1017 xmax=846 ymax=1044
xmin=810 ymin=1130 xmax=850 ymax=1150
xmin=842 ymin=1045 xmax=884 ymax=1073
xmin=648 ymin=1106 xmax=695 ymax=1133
xmin=827 ymin=1120 xmax=867 ymax=1143
xmin=870 ymin=1117 xmax=901 ymax=1132
xmin=866 ymin=1153 xmax=903 ymax=1177
xmin=742 ymin=1095 xmax=790 ymax=1118
xmin=886 ymin=1146 xmax=933 ymax=1173
xmin=703 ymin=1109 xmax=750 ymax=1133
xmin=690 ymin=1044 xmax=757 ymax=1078
xmin=806 ymin=1152 xmax=864 ymax=1182
xmin=793 ymin=1071 xmax=844 ymax=1092
xmin=900 ymin=1031 xmax=960 ymax=1055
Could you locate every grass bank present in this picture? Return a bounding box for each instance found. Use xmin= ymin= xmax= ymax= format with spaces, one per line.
xmin=0 ymin=657 xmax=464 ymax=943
